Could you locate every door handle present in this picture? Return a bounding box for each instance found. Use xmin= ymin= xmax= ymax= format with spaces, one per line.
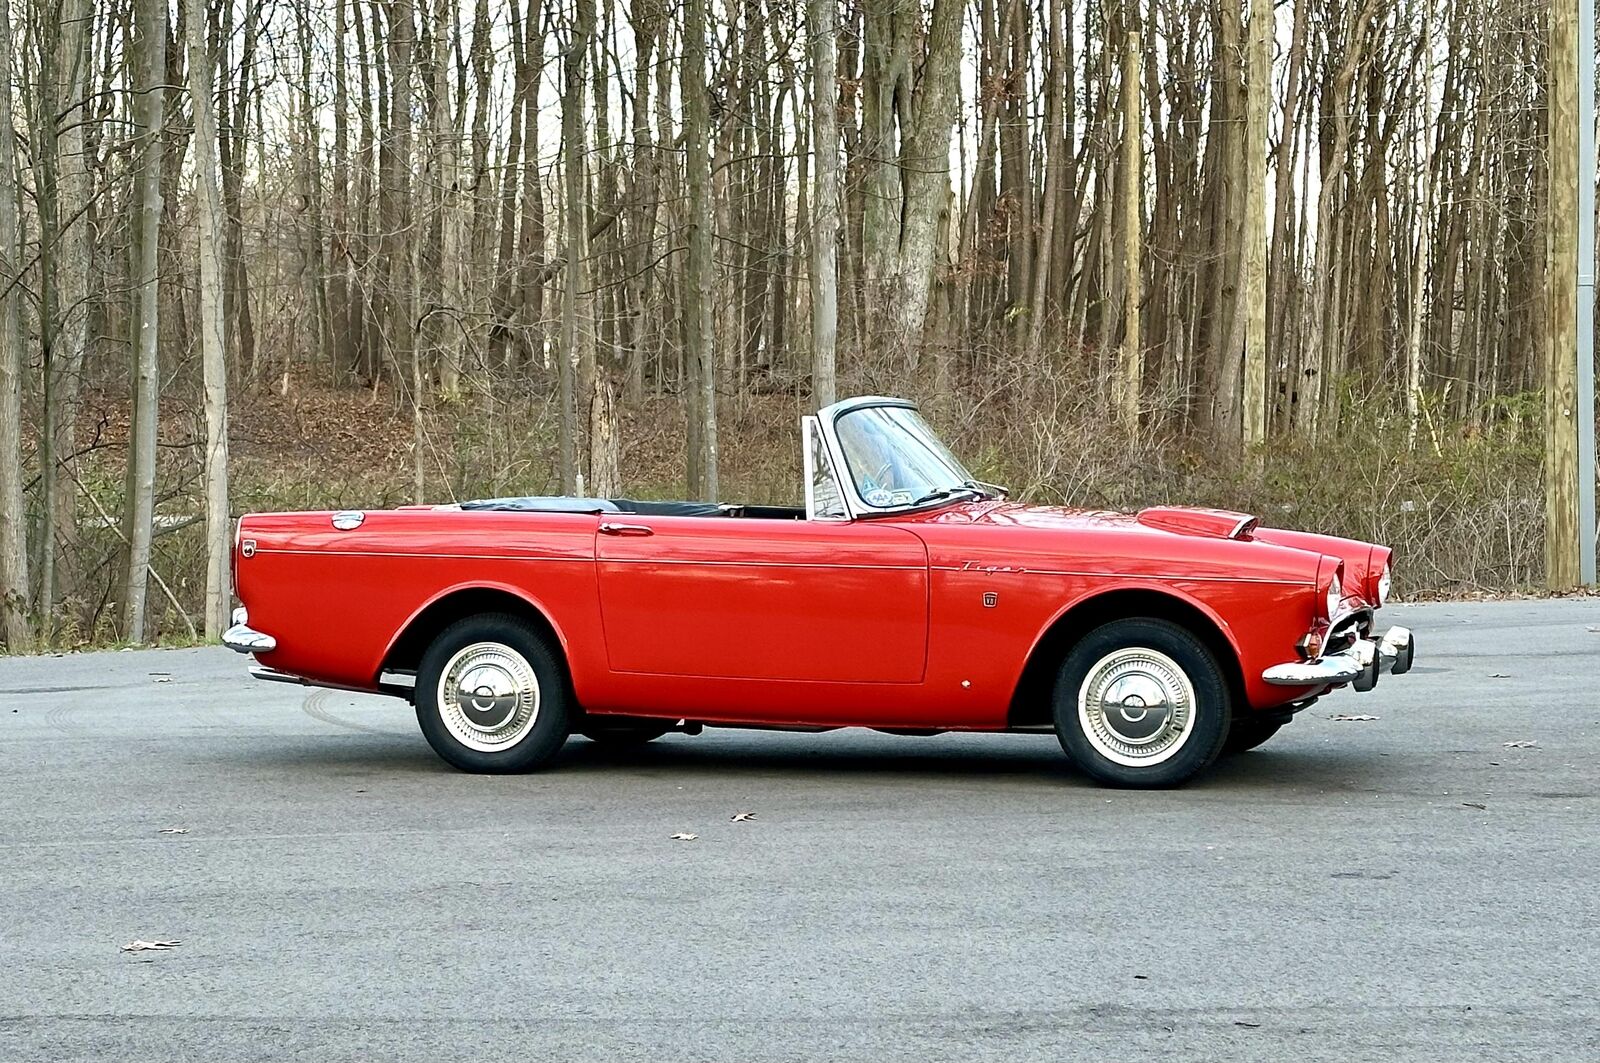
xmin=599 ymin=522 xmax=654 ymax=536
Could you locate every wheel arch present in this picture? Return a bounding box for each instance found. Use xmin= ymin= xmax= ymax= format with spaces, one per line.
xmin=378 ymin=582 xmax=570 ymax=684
xmin=1007 ymin=585 xmax=1248 ymax=729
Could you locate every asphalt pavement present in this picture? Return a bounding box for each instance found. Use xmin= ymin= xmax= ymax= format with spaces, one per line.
xmin=2 ymin=598 xmax=1598 ymax=1062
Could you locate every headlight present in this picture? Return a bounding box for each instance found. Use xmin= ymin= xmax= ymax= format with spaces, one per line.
xmin=1376 ymin=563 xmax=1391 ymax=607
xmin=1325 ymin=572 xmax=1343 ymax=619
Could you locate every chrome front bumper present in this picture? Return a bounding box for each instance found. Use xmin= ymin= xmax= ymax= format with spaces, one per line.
xmin=1263 ymin=625 xmax=1414 ymax=691
xmin=222 ymin=606 xmax=277 ymax=654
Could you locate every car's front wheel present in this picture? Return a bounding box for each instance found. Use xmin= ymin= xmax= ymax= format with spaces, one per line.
xmin=1053 ymin=618 xmax=1232 ymax=787
xmin=415 ymin=613 xmax=570 ymax=773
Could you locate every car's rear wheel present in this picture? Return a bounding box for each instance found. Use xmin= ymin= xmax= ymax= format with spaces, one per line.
xmin=1225 ymin=716 xmax=1285 ymax=754
xmin=580 ymin=717 xmax=674 ymax=747
xmin=1053 ymin=618 xmax=1232 ymax=788
xmin=415 ymin=613 xmax=570 ymax=773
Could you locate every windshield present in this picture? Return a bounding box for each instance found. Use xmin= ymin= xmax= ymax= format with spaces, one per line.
xmin=832 ymin=405 xmax=978 ymax=510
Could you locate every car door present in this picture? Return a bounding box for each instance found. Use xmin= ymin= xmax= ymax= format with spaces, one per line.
xmin=594 ymin=516 xmax=929 ymax=683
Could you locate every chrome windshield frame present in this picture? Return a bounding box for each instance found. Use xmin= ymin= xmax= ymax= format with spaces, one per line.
xmin=802 ymin=415 xmax=852 ymax=522
xmin=813 ymin=396 xmax=978 ymax=519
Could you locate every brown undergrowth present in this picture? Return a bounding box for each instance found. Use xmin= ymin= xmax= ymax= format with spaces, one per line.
xmin=30 ymin=369 xmax=1546 ymax=647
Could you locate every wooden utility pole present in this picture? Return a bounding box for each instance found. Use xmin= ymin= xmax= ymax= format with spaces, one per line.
xmin=189 ymin=0 xmax=231 ymax=638
xmin=808 ymin=0 xmax=839 ymax=409
xmin=1581 ymin=0 xmax=1598 ymax=586
xmin=1546 ymin=0 xmax=1582 ymax=590
xmin=0 ymin=0 xmax=28 ymax=649
xmin=1116 ymin=29 xmax=1143 ymax=438
xmin=1239 ymin=0 xmax=1270 ymax=454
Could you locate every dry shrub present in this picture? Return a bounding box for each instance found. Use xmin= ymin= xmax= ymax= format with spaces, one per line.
xmin=31 ymin=363 xmax=1545 ymax=647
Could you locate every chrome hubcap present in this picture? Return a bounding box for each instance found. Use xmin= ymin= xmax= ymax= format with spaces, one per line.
xmin=1078 ymin=647 xmax=1196 ymax=767
xmin=437 ymin=642 xmax=540 ymax=752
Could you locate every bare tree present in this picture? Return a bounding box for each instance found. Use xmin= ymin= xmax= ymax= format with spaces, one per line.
xmin=1115 ymin=28 xmax=1142 ymax=437
xmin=0 ymin=0 xmax=27 ymax=648
xmin=683 ymin=0 xmax=717 ymax=498
xmin=808 ymin=0 xmax=839 ymax=408
xmin=189 ymin=0 xmax=230 ymax=636
xmin=123 ymin=0 xmax=169 ymax=642
xmin=1239 ymin=0 xmax=1269 ymax=453
xmin=35 ymin=0 xmax=94 ymax=626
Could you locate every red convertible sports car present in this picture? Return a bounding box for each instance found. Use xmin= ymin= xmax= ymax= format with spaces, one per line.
xmin=226 ymin=395 xmax=1414 ymax=787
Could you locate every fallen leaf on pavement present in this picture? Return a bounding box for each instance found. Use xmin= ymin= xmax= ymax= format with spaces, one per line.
xmin=1502 ymin=740 xmax=1537 ymax=749
xmin=1329 ymin=714 xmax=1379 ymax=722
xmin=670 ymin=832 xmax=698 ymax=841
xmin=157 ymin=828 xmax=189 ymax=835
xmin=121 ymin=939 xmax=181 ymax=952
xmin=730 ymin=812 xmax=755 ymax=822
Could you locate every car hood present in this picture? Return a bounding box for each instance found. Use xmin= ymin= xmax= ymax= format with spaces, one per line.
xmin=913 ymin=500 xmax=1387 ymax=604
xmin=915 ymin=500 xmax=1256 ymax=538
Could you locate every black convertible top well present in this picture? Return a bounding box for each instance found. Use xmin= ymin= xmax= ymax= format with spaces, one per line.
xmin=459 ymin=497 xmax=621 ymax=514
xmin=459 ymin=496 xmax=727 ymax=517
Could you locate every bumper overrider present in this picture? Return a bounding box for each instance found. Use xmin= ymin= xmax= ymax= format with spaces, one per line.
xmin=222 ymin=607 xmax=276 ymax=654
xmin=1263 ymin=625 xmax=1415 ymax=692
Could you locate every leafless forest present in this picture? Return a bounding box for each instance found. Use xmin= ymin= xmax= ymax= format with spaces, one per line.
xmin=0 ymin=0 xmax=1592 ymax=648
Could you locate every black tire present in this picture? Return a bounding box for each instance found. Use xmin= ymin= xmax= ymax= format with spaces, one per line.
xmin=580 ymin=718 xmax=674 ymax=747
xmin=1053 ymin=617 xmax=1233 ymax=788
xmin=1225 ymin=716 xmax=1285 ymax=754
xmin=414 ymin=613 xmax=571 ymax=773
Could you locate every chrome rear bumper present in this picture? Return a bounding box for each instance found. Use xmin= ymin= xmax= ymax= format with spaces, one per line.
xmin=1263 ymin=625 xmax=1414 ymax=690
xmin=223 ymin=606 xmax=277 ymax=654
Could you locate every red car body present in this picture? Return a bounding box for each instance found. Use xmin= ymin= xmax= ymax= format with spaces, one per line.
xmin=227 ymin=397 xmax=1413 ymax=783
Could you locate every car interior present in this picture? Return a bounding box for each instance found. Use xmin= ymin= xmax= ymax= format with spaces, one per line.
xmin=459 ymin=497 xmax=807 ymax=520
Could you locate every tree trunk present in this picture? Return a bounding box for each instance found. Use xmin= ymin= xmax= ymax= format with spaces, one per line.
xmin=1116 ymin=30 xmax=1143 ymax=438
xmin=559 ymin=0 xmax=595 ymax=493
xmin=124 ymin=0 xmax=168 ymax=642
xmin=377 ymin=0 xmax=419 ymax=497
xmin=684 ymin=0 xmax=717 ymax=498
xmin=809 ymin=0 xmax=840 ymax=409
xmin=188 ymin=0 xmax=230 ymax=638
xmin=1239 ymin=0 xmax=1270 ymax=453
xmin=1298 ymin=0 xmax=1378 ymax=440
xmin=0 ymin=0 xmax=27 ymax=649
xmin=1404 ymin=0 xmax=1436 ymax=449
xmin=37 ymin=0 xmax=93 ymax=630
